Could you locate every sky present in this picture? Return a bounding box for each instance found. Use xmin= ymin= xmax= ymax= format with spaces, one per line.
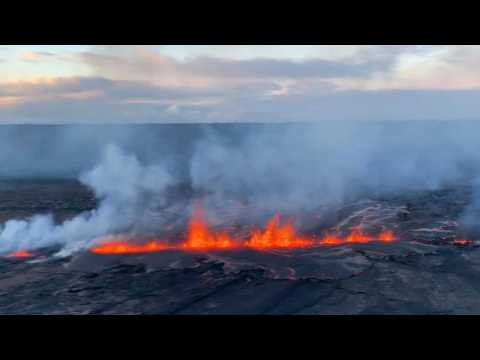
xmin=1 ymin=45 xmax=480 ymax=123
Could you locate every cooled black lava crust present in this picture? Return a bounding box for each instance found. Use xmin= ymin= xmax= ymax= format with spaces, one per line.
xmin=0 ymin=180 xmax=478 ymax=314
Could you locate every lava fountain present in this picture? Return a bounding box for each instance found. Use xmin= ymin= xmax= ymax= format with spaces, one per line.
xmin=182 ymin=201 xmax=237 ymax=250
xmin=319 ymin=227 xmax=396 ymax=245
xmin=89 ymin=202 xmax=397 ymax=254
xmin=245 ymin=214 xmax=314 ymax=249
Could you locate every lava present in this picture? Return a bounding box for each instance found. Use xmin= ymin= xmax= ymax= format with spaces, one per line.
xmin=7 ymin=250 xmax=34 ymax=258
xmin=318 ymin=234 xmax=344 ymax=245
xmin=346 ymin=227 xmax=395 ymax=243
xmin=318 ymin=228 xmax=396 ymax=245
xmin=378 ymin=230 xmax=396 ymax=242
xmin=245 ymin=214 xmax=314 ymax=249
xmin=89 ymin=203 xmax=397 ymax=254
xmin=91 ymin=240 xmax=170 ymax=254
xmin=453 ymin=239 xmax=473 ymax=247
xmin=182 ymin=201 xmax=237 ymax=250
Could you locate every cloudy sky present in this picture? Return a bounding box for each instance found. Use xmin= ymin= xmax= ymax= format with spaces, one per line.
xmin=1 ymin=45 xmax=480 ymax=123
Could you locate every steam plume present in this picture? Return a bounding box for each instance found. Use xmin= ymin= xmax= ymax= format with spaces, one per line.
xmin=0 ymin=144 xmax=172 ymax=254
xmin=1 ymin=121 xmax=480 ymax=254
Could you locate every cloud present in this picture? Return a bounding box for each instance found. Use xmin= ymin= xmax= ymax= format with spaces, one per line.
xmin=0 ymin=76 xmax=268 ymax=123
xmin=180 ymin=56 xmax=387 ymax=79
xmin=79 ymin=45 xmax=480 ymax=94
xmin=78 ymin=45 xmax=413 ymax=88
xmin=0 ymin=96 xmax=20 ymax=108
xmin=20 ymin=51 xmax=56 ymax=62
xmin=225 ymin=88 xmax=480 ymax=123
xmin=0 ymin=76 xmax=240 ymax=100
xmin=2 ymin=46 xmax=480 ymax=124
xmin=338 ymin=45 xmax=480 ymax=91
xmin=2 ymin=75 xmax=480 ymax=124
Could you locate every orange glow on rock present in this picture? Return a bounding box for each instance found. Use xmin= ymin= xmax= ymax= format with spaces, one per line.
xmin=453 ymin=239 xmax=473 ymax=246
xmin=245 ymin=214 xmax=314 ymax=249
xmin=7 ymin=250 xmax=34 ymax=258
xmin=91 ymin=240 xmax=170 ymax=254
xmin=378 ymin=230 xmax=396 ymax=242
xmin=318 ymin=233 xmax=344 ymax=245
xmin=319 ymin=228 xmax=396 ymax=245
xmin=89 ymin=202 xmax=397 ymax=254
xmin=182 ymin=201 xmax=237 ymax=250
xmin=345 ymin=227 xmax=375 ymax=243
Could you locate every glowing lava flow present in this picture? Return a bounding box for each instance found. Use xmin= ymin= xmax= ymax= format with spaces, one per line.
xmin=453 ymin=239 xmax=473 ymax=246
xmin=89 ymin=203 xmax=397 ymax=254
xmin=245 ymin=214 xmax=314 ymax=249
xmin=91 ymin=240 xmax=170 ymax=254
xmin=182 ymin=202 xmax=237 ymax=250
xmin=7 ymin=250 xmax=34 ymax=258
xmin=319 ymin=228 xmax=396 ymax=245
xmin=346 ymin=228 xmax=395 ymax=243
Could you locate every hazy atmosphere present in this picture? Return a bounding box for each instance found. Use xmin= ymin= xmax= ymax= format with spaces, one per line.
xmin=2 ymin=45 xmax=480 ymax=123
xmin=1 ymin=46 xmax=480 ymax=315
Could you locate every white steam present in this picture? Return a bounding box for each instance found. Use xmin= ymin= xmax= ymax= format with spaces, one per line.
xmin=2 ymin=121 xmax=480 ymax=254
xmin=0 ymin=144 xmax=172 ymax=255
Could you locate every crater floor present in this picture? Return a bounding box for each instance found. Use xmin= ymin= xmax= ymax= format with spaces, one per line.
xmin=0 ymin=180 xmax=478 ymax=314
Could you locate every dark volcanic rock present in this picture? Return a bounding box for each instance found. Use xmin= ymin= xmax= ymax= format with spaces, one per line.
xmin=1 ymin=181 xmax=480 ymax=314
xmin=0 ymin=179 xmax=96 ymax=224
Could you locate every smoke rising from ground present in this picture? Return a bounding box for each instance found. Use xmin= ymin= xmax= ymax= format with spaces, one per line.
xmin=1 ymin=121 xmax=480 ymax=254
xmin=191 ymin=122 xmax=480 ymax=212
xmin=0 ymin=144 xmax=173 ymax=254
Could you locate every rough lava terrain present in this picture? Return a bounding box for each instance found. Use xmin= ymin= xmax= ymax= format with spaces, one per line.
xmin=0 ymin=180 xmax=479 ymax=314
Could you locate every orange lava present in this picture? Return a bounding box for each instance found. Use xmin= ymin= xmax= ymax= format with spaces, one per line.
xmin=245 ymin=214 xmax=314 ymax=249
xmin=453 ymin=239 xmax=473 ymax=246
xmin=346 ymin=227 xmax=375 ymax=243
xmin=319 ymin=234 xmax=344 ymax=245
xmin=89 ymin=203 xmax=397 ymax=254
xmin=91 ymin=240 xmax=170 ymax=254
xmin=378 ymin=230 xmax=396 ymax=242
xmin=182 ymin=201 xmax=237 ymax=250
xmin=7 ymin=250 xmax=34 ymax=258
xmin=318 ymin=228 xmax=396 ymax=245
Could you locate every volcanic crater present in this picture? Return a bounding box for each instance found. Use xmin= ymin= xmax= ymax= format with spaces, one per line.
xmin=0 ymin=180 xmax=478 ymax=314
